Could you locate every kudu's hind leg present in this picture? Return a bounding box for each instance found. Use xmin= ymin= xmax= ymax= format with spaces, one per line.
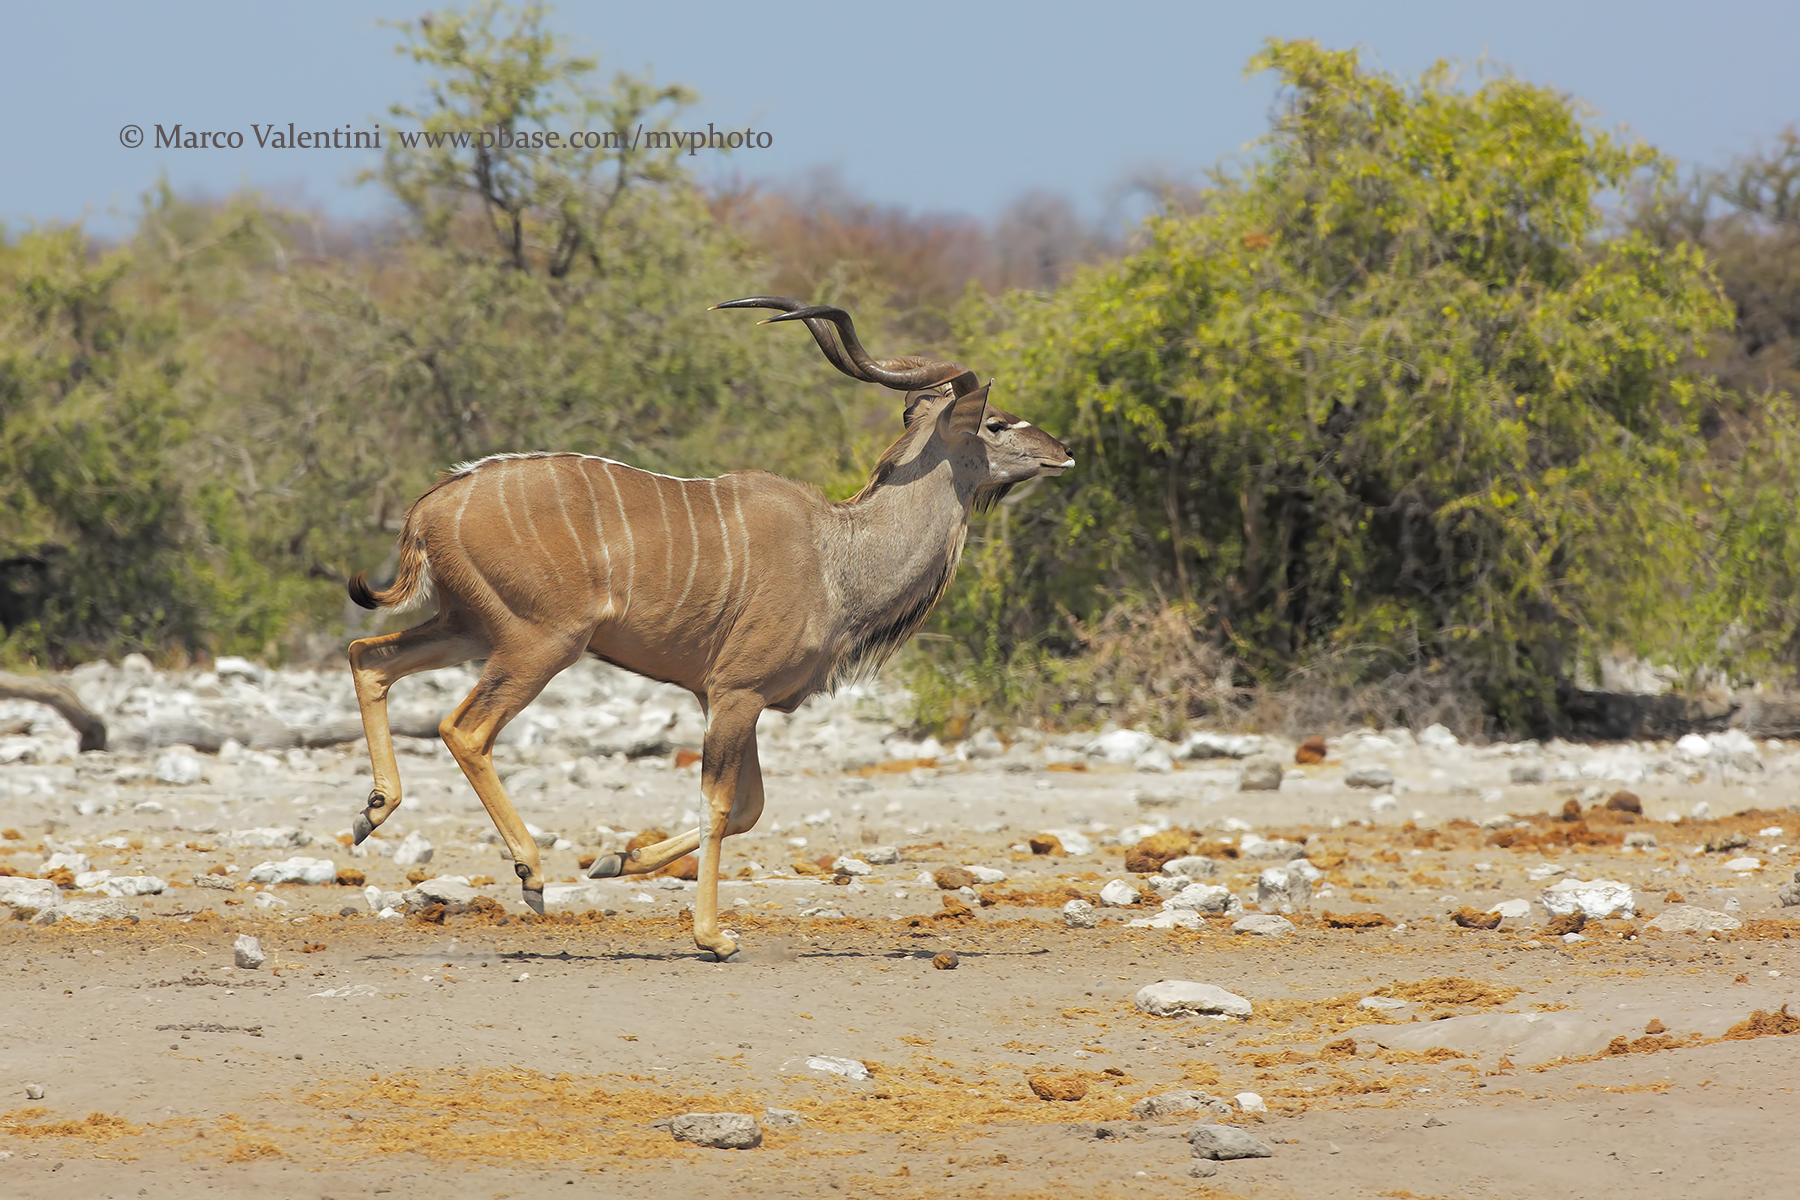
xmin=440 ymin=638 xmax=585 ymax=914
xmin=347 ymin=617 xmax=484 ymax=843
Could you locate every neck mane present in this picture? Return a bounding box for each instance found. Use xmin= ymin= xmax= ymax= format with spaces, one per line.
xmin=824 ymin=421 xmax=974 ymax=690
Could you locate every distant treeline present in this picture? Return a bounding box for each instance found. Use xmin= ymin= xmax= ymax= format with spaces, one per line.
xmin=2 ymin=5 xmax=1797 ymax=739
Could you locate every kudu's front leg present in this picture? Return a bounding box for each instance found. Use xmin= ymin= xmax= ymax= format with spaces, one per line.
xmin=691 ymin=692 xmax=766 ymax=961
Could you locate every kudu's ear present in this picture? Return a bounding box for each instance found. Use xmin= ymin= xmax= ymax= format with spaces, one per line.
xmin=935 ymin=384 xmax=993 ymax=442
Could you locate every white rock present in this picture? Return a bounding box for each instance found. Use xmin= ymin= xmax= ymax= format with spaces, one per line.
xmin=831 ymin=856 xmax=874 ymax=877
xmin=1646 ymin=905 xmax=1742 ymax=935
xmin=1098 ymin=878 xmax=1140 ymax=907
xmin=1237 ymin=755 xmax=1284 ymax=792
xmin=0 ymin=877 xmax=62 ymax=910
xmin=670 ymin=1112 xmax=762 ymax=1150
xmin=233 ymin=934 xmax=265 ymax=969
xmin=542 ymin=881 xmax=607 ymax=910
xmin=1062 ymin=899 xmax=1099 ymax=928
xmin=1040 ymin=829 xmax=1094 ymax=856
xmin=1707 ymin=729 xmax=1763 ymax=771
xmin=1134 ymin=747 xmax=1175 ymax=773
xmin=214 ymin=656 xmax=263 ymax=683
xmin=1256 ymin=865 xmax=1312 ymax=911
xmin=1240 ymin=834 xmax=1304 ymax=860
xmin=405 ymin=876 xmax=478 ymax=905
xmin=1234 ymin=1091 xmax=1268 ymax=1113
xmin=1722 ymin=856 xmax=1762 ymax=872
xmin=1164 ymin=884 xmax=1242 ymax=915
xmin=152 ymin=747 xmax=204 ymax=785
xmin=963 ymin=728 xmax=1006 ymax=759
xmin=1288 ymin=859 xmax=1324 ymax=883
xmin=801 ymin=1055 xmax=870 ymax=1081
xmin=861 ymin=845 xmax=900 ymax=865
xmin=1487 ymin=899 xmax=1533 ymax=920
xmin=1526 ymin=863 xmax=1565 ymax=881
xmin=1369 ymin=793 xmax=1398 ymax=813
xmin=58 ymin=898 xmax=134 ymax=922
xmin=95 ymin=874 xmax=165 ymax=897
xmin=1126 ymin=909 xmax=1206 ymax=930
xmin=1359 ymin=995 xmax=1409 ymax=1011
xmin=1131 ymin=1090 xmax=1232 ymax=1119
xmin=1134 ymin=980 xmax=1252 ymax=1019
xmin=1675 ymin=733 xmax=1711 ymax=759
xmin=966 ymin=865 xmax=1007 ymax=885
xmin=1347 ymin=764 xmax=1396 ymax=789
xmin=222 ymin=826 xmax=312 ymax=849
xmin=1162 ymin=855 xmax=1220 ymax=881
xmin=74 ymin=869 xmax=112 ymax=889
xmin=1087 ymin=729 xmax=1155 ymax=763
xmin=1418 ymin=724 xmax=1459 ymax=749
xmin=1176 ymin=731 xmax=1263 ymax=760
xmin=393 ymin=830 xmax=434 ymax=867
xmin=41 ymin=851 xmax=92 ymax=876
xmin=247 ymin=857 xmax=336 ymax=885
xmin=1231 ymin=914 xmax=1295 ymax=937
xmin=252 ymin=891 xmax=289 ymax=910
xmin=1539 ymin=878 xmax=1634 ymax=920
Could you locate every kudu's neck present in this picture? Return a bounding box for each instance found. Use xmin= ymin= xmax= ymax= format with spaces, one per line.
xmin=825 ymin=434 xmax=977 ymax=678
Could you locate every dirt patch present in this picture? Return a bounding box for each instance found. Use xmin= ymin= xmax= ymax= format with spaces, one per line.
xmin=1377 ymin=977 xmax=1520 ymax=1007
xmin=1722 ymin=1005 xmax=1800 ymax=1039
xmin=0 ymin=1109 xmax=140 ymax=1142
xmin=1324 ymin=911 xmax=1395 ymax=929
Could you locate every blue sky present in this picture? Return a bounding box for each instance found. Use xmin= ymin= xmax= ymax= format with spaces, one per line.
xmin=4 ymin=1 xmax=1796 ymax=238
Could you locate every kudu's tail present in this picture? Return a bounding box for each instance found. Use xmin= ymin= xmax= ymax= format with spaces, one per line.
xmin=348 ymin=520 xmax=433 ymax=613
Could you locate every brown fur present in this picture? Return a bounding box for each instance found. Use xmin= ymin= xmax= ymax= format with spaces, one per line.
xmin=342 ymin=305 xmax=1072 ymax=959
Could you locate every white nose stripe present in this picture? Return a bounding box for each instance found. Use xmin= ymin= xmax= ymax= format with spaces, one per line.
xmin=1009 ymin=420 xmax=1033 ymax=429
xmin=1060 ymin=458 xmax=1075 ymax=467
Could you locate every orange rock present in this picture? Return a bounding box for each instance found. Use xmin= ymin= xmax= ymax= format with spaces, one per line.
xmin=934 ymin=866 xmax=976 ymax=890
xmin=1451 ymin=907 xmax=1501 ymax=930
xmin=1027 ymin=834 xmax=1065 ymax=856
xmin=932 ymin=951 xmax=960 ymax=970
xmin=1027 ymin=1073 xmax=1087 ymax=1101
xmin=1295 ymin=736 xmax=1328 ymax=765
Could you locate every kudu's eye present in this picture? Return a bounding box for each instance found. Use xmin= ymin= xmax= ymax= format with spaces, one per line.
xmin=985 ymin=419 xmax=1006 ymax=433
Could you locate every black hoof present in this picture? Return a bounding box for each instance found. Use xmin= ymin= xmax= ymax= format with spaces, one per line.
xmin=586 ymin=853 xmax=624 ymax=879
xmin=521 ymin=887 xmax=545 ymax=916
xmin=351 ymin=813 xmax=376 ymax=844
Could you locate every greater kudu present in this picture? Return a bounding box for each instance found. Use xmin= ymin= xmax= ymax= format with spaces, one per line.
xmin=344 ymin=299 xmax=1072 ymax=958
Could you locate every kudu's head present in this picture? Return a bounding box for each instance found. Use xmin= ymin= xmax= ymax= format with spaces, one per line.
xmin=713 ymin=297 xmax=1073 ymax=507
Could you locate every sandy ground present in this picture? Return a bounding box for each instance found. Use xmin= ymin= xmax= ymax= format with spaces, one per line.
xmin=3 ymin=744 xmax=1800 ymax=1200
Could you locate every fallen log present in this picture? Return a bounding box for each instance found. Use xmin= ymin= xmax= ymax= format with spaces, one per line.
xmin=0 ymin=671 xmax=106 ymax=752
